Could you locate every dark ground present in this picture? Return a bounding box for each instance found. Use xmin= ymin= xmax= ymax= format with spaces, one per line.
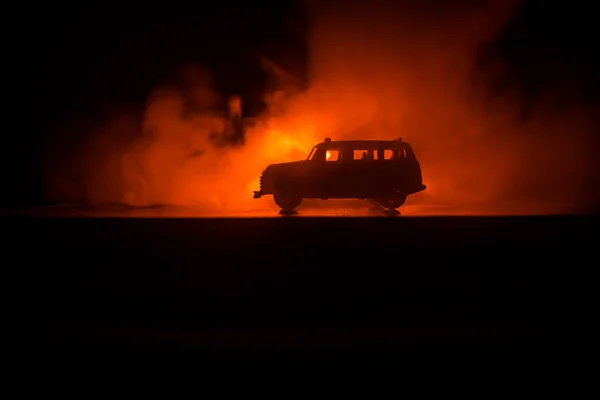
xmin=7 ymin=215 xmax=597 ymax=361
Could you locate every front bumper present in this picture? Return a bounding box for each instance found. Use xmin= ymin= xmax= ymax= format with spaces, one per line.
xmin=253 ymin=174 xmax=265 ymax=198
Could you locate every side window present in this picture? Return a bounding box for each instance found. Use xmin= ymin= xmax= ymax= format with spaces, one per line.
xmin=326 ymin=149 xmax=340 ymax=161
xmin=381 ymin=149 xmax=406 ymax=160
xmin=353 ymin=150 xmax=374 ymax=160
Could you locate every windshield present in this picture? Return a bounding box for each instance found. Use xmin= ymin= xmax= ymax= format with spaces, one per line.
xmin=306 ymin=146 xmax=318 ymax=160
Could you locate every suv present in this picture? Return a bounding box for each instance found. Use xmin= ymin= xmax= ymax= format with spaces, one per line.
xmin=253 ymin=137 xmax=426 ymax=211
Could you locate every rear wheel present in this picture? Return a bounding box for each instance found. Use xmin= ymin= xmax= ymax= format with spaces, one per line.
xmin=376 ymin=194 xmax=407 ymax=210
xmin=273 ymin=180 xmax=302 ymax=211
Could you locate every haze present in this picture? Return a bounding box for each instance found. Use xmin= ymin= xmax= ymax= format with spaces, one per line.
xmin=44 ymin=0 xmax=599 ymax=215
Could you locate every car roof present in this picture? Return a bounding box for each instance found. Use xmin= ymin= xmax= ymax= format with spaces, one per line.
xmin=318 ymin=139 xmax=409 ymax=147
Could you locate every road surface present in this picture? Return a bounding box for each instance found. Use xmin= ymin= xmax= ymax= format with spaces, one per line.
xmin=6 ymin=198 xmax=568 ymax=217
xmin=6 ymin=212 xmax=596 ymax=357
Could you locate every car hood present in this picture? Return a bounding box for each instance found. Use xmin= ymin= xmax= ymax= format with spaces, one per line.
xmin=264 ymin=160 xmax=306 ymax=174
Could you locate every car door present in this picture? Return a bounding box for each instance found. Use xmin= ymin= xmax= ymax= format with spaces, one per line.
xmin=302 ymin=147 xmax=343 ymax=198
xmin=344 ymin=148 xmax=375 ymax=198
xmin=320 ymin=148 xmax=346 ymax=197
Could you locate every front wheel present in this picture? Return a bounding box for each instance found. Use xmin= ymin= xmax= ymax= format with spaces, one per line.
xmin=273 ymin=193 xmax=302 ymax=210
xmin=376 ymin=195 xmax=407 ymax=210
xmin=273 ymin=180 xmax=302 ymax=211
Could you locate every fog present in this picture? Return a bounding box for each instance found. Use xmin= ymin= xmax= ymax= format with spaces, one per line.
xmin=45 ymin=0 xmax=599 ymax=214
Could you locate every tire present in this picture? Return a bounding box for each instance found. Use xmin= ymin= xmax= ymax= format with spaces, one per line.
xmin=274 ymin=180 xmax=302 ymax=211
xmin=376 ymin=194 xmax=407 ymax=210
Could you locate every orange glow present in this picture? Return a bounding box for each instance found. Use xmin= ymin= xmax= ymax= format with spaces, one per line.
xmin=45 ymin=1 xmax=599 ymax=215
xmin=325 ymin=151 xmax=331 ymax=160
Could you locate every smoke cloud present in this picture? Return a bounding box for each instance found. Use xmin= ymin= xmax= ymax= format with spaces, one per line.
xmin=45 ymin=0 xmax=599 ymax=214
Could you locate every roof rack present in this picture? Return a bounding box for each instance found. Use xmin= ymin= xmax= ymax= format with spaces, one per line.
xmin=324 ymin=137 xmax=332 ymax=143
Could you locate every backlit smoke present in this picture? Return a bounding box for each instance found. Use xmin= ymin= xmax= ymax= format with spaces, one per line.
xmin=44 ymin=0 xmax=599 ymax=214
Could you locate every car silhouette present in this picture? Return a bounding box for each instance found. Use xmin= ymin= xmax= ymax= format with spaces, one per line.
xmin=253 ymin=137 xmax=426 ymax=211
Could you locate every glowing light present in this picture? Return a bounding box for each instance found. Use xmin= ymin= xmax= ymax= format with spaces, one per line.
xmin=326 ymin=151 xmax=331 ymax=160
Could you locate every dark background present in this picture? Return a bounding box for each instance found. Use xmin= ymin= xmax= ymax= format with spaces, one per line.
xmin=5 ymin=0 xmax=599 ymax=360
xmin=5 ymin=0 xmax=599 ymax=207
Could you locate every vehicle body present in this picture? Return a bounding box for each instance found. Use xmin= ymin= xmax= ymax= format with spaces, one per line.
xmin=253 ymin=137 xmax=426 ymax=211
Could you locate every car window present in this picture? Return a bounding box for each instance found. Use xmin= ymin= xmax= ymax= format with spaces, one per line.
xmin=381 ymin=148 xmax=406 ymax=160
xmin=326 ymin=149 xmax=340 ymax=161
xmin=353 ymin=150 xmax=375 ymax=160
xmin=383 ymin=149 xmax=394 ymax=160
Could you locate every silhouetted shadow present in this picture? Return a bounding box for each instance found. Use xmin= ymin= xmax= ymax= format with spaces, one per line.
xmin=368 ymin=206 xmax=384 ymax=215
xmin=279 ymin=209 xmax=299 ymax=216
xmin=382 ymin=209 xmax=401 ymax=217
xmin=368 ymin=206 xmax=401 ymax=217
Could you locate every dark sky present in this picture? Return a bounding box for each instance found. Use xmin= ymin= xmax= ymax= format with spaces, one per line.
xmin=5 ymin=0 xmax=599 ymax=207
xmin=28 ymin=1 xmax=308 ymax=132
